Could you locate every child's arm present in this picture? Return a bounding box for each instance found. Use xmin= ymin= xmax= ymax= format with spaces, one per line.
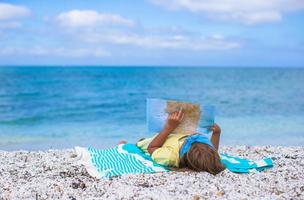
xmin=210 ymin=123 xmax=221 ymax=150
xmin=147 ymin=109 xmax=184 ymax=154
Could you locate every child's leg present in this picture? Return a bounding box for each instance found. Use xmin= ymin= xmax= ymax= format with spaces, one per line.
xmin=118 ymin=138 xmax=146 ymax=145
xmin=118 ymin=140 xmax=127 ymax=144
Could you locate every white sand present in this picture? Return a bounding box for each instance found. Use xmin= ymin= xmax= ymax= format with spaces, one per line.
xmin=0 ymin=146 xmax=303 ymax=200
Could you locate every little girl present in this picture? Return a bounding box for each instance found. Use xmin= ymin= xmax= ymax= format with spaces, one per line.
xmin=120 ymin=109 xmax=225 ymax=175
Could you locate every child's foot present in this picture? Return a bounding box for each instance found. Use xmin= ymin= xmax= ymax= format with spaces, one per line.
xmin=118 ymin=140 xmax=127 ymax=144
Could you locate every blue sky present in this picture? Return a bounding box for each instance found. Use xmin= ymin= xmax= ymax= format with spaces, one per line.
xmin=0 ymin=0 xmax=303 ymax=66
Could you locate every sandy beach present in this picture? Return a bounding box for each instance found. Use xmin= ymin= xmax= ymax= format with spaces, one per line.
xmin=0 ymin=145 xmax=303 ymax=200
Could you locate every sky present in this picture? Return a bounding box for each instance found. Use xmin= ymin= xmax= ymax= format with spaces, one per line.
xmin=0 ymin=0 xmax=303 ymax=67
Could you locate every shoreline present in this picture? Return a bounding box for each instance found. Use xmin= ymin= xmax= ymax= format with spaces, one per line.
xmin=1 ymin=145 xmax=303 ymax=199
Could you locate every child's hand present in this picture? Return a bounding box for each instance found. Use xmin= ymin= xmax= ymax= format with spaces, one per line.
xmin=148 ymin=108 xmax=184 ymax=154
xmin=211 ymin=123 xmax=221 ymax=134
xmin=164 ymin=108 xmax=184 ymax=132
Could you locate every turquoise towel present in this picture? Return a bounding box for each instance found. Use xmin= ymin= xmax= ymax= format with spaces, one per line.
xmin=75 ymin=144 xmax=168 ymax=178
xmin=75 ymin=144 xmax=273 ymax=178
xmin=220 ymin=153 xmax=273 ymax=173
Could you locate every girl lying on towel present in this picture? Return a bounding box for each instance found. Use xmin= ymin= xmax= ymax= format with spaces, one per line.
xmin=119 ymin=108 xmax=225 ymax=175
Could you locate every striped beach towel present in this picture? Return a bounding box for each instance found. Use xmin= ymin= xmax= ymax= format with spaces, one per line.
xmin=75 ymin=144 xmax=273 ymax=178
xmin=220 ymin=153 xmax=273 ymax=173
xmin=75 ymin=144 xmax=168 ymax=178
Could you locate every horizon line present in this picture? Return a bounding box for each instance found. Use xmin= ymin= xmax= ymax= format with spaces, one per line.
xmin=0 ymin=65 xmax=303 ymax=68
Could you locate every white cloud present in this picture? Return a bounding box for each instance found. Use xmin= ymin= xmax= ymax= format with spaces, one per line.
xmin=150 ymin=0 xmax=304 ymax=24
xmin=0 ymin=47 xmax=110 ymax=58
xmin=56 ymin=10 xmax=135 ymax=28
xmin=80 ymin=30 xmax=241 ymax=50
xmin=53 ymin=9 xmax=241 ymax=52
xmin=209 ymin=10 xmax=283 ymax=25
xmin=0 ymin=3 xmax=30 ymax=20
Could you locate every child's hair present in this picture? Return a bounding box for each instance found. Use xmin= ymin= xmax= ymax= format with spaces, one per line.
xmin=180 ymin=142 xmax=225 ymax=175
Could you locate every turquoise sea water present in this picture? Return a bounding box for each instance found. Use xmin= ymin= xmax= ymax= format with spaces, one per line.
xmin=0 ymin=67 xmax=303 ymax=150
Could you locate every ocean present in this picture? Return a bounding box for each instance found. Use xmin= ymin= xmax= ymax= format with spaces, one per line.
xmin=0 ymin=67 xmax=303 ymax=150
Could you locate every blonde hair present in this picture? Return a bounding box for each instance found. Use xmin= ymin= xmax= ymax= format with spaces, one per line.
xmin=180 ymin=142 xmax=225 ymax=175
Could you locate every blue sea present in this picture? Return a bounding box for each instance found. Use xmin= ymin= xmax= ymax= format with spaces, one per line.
xmin=0 ymin=67 xmax=303 ymax=150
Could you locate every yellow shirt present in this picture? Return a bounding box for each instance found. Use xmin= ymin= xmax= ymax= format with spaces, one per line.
xmin=136 ymin=133 xmax=189 ymax=167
